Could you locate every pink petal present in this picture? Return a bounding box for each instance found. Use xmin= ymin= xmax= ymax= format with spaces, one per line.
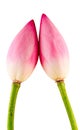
xmin=7 ymin=20 xmax=38 ymax=82
xmin=39 ymin=14 xmax=69 ymax=81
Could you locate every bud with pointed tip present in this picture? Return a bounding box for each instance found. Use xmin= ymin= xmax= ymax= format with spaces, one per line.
xmin=39 ymin=14 xmax=69 ymax=81
xmin=7 ymin=20 xmax=38 ymax=83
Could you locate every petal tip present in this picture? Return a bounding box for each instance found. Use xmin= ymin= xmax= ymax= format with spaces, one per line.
xmin=40 ymin=13 xmax=50 ymax=29
xmin=41 ymin=13 xmax=47 ymax=19
xmin=28 ymin=19 xmax=35 ymax=26
xmin=24 ymin=19 xmax=35 ymax=30
xmin=41 ymin=13 xmax=50 ymax=22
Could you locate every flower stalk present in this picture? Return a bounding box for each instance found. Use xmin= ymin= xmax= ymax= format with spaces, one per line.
xmin=7 ymin=82 xmax=20 ymax=130
xmin=57 ymin=81 xmax=78 ymax=130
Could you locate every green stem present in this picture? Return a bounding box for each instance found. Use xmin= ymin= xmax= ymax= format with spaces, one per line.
xmin=57 ymin=81 xmax=78 ymax=130
xmin=7 ymin=82 xmax=20 ymax=130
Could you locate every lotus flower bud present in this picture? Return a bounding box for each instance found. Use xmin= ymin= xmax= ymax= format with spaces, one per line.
xmin=39 ymin=14 xmax=69 ymax=81
xmin=7 ymin=20 xmax=38 ymax=83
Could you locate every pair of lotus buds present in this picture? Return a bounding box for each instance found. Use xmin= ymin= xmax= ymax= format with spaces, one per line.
xmin=7 ymin=14 xmax=78 ymax=130
xmin=7 ymin=14 xmax=69 ymax=83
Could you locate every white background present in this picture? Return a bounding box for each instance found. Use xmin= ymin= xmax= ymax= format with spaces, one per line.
xmin=0 ymin=0 xmax=80 ymax=129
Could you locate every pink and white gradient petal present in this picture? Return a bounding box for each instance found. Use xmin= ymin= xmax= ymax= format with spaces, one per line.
xmin=7 ymin=20 xmax=38 ymax=82
xmin=39 ymin=14 xmax=69 ymax=81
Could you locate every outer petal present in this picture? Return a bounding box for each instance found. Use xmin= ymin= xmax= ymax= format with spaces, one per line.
xmin=7 ymin=20 xmax=38 ymax=82
xmin=39 ymin=14 xmax=69 ymax=81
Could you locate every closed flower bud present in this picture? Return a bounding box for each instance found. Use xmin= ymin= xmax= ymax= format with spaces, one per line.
xmin=7 ymin=20 xmax=38 ymax=83
xmin=39 ymin=14 xmax=69 ymax=81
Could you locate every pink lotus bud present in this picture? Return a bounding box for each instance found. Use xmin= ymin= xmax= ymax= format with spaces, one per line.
xmin=39 ymin=14 xmax=69 ymax=81
xmin=7 ymin=20 xmax=38 ymax=83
